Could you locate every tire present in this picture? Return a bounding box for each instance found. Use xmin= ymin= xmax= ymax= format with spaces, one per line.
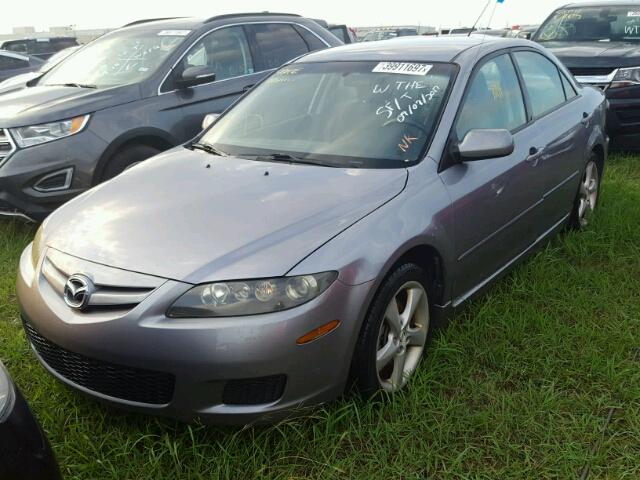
xmin=100 ymin=144 xmax=162 ymax=182
xmin=568 ymin=152 xmax=602 ymax=230
xmin=350 ymin=263 xmax=431 ymax=397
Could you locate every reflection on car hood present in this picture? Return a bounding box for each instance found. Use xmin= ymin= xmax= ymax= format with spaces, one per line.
xmin=44 ymin=148 xmax=408 ymax=283
xmin=0 ymin=84 xmax=140 ymax=127
xmin=0 ymin=72 xmax=39 ymax=95
xmin=541 ymin=41 xmax=640 ymax=68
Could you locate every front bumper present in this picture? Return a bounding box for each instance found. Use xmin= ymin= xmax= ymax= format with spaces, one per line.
xmin=17 ymin=245 xmax=371 ymax=424
xmin=0 ymin=129 xmax=107 ymax=221
xmin=603 ymin=84 xmax=640 ymax=146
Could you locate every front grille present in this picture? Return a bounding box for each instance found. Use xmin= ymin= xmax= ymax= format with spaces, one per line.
xmin=24 ymin=320 xmax=175 ymax=405
xmin=0 ymin=128 xmax=16 ymax=167
xmin=222 ymin=375 xmax=286 ymax=405
xmin=569 ymin=67 xmax=615 ymax=76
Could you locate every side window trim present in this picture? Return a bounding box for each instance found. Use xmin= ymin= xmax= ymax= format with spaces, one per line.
xmin=158 ymin=21 xmax=330 ymax=96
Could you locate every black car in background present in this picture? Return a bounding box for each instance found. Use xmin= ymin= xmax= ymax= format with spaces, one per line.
xmin=0 ymin=362 xmax=61 ymax=480
xmin=1 ymin=37 xmax=79 ymax=61
xmin=0 ymin=13 xmax=340 ymax=221
xmin=0 ymin=50 xmax=43 ymax=82
xmin=534 ymin=2 xmax=640 ymax=148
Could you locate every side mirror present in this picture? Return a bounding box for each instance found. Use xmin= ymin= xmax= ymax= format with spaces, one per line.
xmin=457 ymin=129 xmax=514 ymax=161
xmin=201 ymin=113 xmax=221 ymax=130
xmin=177 ymin=66 xmax=216 ymax=89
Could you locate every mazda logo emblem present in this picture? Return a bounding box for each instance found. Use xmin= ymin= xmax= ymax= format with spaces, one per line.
xmin=63 ymin=274 xmax=94 ymax=310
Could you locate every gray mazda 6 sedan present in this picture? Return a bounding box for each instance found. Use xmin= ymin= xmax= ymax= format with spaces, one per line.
xmin=17 ymin=36 xmax=607 ymax=424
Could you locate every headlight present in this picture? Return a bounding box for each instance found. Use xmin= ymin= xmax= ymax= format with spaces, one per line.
xmin=31 ymin=225 xmax=44 ymax=269
xmin=0 ymin=363 xmax=15 ymax=422
xmin=167 ymin=272 xmax=338 ymax=318
xmin=611 ymin=67 xmax=640 ymax=88
xmin=11 ymin=114 xmax=90 ymax=148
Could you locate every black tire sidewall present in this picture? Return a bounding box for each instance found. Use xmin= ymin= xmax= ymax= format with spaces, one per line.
xmin=101 ymin=144 xmax=161 ymax=181
xmin=350 ymin=262 xmax=430 ymax=397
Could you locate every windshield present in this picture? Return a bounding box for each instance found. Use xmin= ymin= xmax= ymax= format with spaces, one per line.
xmin=200 ymin=61 xmax=456 ymax=168
xmin=40 ymin=29 xmax=188 ymax=88
xmin=536 ymin=6 xmax=640 ymax=42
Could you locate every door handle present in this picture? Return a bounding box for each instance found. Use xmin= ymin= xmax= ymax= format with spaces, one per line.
xmin=242 ymin=84 xmax=255 ymax=93
xmin=581 ymin=111 xmax=591 ymax=126
xmin=526 ymin=146 xmax=545 ymax=166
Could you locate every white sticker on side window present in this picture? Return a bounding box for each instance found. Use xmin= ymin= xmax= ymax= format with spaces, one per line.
xmin=158 ymin=30 xmax=191 ymax=36
xmin=628 ymin=11 xmax=640 ymax=16
xmin=372 ymin=62 xmax=433 ymax=76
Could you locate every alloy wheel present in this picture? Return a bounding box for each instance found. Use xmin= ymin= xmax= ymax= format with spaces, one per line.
xmin=375 ymin=281 xmax=429 ymax=392
xmin=578 ymin=160 xmax=599 ymax=227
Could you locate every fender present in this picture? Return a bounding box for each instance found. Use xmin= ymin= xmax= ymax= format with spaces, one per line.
xmin=93 ymin=127 xmax=179 ymax=184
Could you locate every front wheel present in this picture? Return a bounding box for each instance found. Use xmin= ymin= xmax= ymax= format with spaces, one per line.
xmin=100 ymin=144 xmax=162 ymax=182
xmin=569 ymin=154 xmax=601 ymax=229
xmin=350 ymin=263 xmax=431 ymax=396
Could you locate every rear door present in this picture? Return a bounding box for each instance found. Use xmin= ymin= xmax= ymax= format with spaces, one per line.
xmin=162 ymin=25 xmax=265 ymax=138
xmin=439 ymin=52 xmax=541 ymax=302
xmin=512 ymin=50 xmax=588 ymax=233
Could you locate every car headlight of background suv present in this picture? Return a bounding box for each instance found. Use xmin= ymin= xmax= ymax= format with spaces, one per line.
xmin=167 ymin=272 xmax=338 ymax=318
xmin=611 ymin=66 xmax=640 ymax=88
xmin=11 ymin=114 xmax=90 ymax=148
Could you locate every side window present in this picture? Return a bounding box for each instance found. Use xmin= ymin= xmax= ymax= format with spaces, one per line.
xmin=455 ymin=54 xmax=527 ymax=140
xmin=560 ymin=72 xmax=578 ymax=100
xmin=513 ymin=51 xmax=566 ymax=117
xmin=0 ymin=55 xmax=28 ymax=69
xmin=179 ymin=26 xmax=254 ymax=82
xmin=292 ymin=25 xmax=327 ymax=52
xmin=248 ymin=24 xmax=309 ymax=71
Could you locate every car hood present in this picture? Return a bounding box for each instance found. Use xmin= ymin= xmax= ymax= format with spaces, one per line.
xmin=541 ymin=41 xmax=640 ymax=68
xmin=44 ymin=148 xmax=408 ymax=283
xmin=0 ymin=83 xmax=140 ymax=127
xmin=0 ymin=72 xmax=38 ymax=95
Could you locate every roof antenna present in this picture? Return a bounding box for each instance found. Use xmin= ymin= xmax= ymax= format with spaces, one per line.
xmin=469 ymin=0 xmax=492 ymax=36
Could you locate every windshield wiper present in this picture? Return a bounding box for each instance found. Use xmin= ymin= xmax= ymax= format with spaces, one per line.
xmin=190 ymin=142 xmax=228 ymax=156
xmin=48 ymin=82 xmax=97 ymax=89
xmin=244 ymin=153 xmax=332 ymax=167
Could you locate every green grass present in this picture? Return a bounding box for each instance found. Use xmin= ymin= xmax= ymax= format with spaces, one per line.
xmin=1 ymin=153 xmax=640 ymax=479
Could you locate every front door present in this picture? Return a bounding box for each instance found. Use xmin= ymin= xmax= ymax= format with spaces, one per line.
xmin=439 ymin=52 xmax=542 ymax=303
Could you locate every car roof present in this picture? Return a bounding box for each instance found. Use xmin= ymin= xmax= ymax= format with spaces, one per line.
xmin=0 ymin=49 xmax=29 ymax=61
xmin=298 ymin=36 xmax=530 ymax=64
xmin=120 ymin=13 xmax=312 ymax=32
xmin=561 ymin=1 xmax=640 ymax=7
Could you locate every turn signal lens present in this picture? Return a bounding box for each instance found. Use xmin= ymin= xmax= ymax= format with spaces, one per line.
xmin=296 ymin=320 xmax=341 ymax=345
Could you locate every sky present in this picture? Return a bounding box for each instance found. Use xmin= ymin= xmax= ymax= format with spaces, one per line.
xmin=0 ymin=0 xmax=574 ymax=34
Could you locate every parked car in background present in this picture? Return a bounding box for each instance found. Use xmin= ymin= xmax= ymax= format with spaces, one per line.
xmin=0 ymin=362 xmax=61 ymax=479
xmin=18 ymin=36 xmax=607 ymax=424
xmin=475 ymin=28 xmax=511 ymax=37
xmin=0 ymin=46 xmax=80 ymax=94
xmin=0 ymin=13 xmax=340 ymax=221
xmin=0 ymin=50 xmax=43 ymax=83
xmin=361 ymin=28 xmax=418 ymax=41
xmin=1 ymin=37 xmax=79 ymax=60
xmin=533 ymin=2 xmax=640 ymax=148
xmin=328 ymin=24 xmax=358 ymax=43
xmin=507 ymin=24 xmax=539 ymax=39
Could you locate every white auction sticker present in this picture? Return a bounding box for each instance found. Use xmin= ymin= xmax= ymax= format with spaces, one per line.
xmin=628 ymin=11 xmax=640 ymax=16
xmin=158 ymin=30 xmax=191 ymax=36
xmin=372 ymin=62 xmax=432 ymax=76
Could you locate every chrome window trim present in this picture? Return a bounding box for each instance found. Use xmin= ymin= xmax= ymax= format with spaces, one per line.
xmin=157 ymin=21 xmax=331 ymax=96
xmin=0 ymin=128 xmax=17 ymax=169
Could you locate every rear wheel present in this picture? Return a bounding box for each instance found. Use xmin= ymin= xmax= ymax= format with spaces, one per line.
xmin=100 ymin=144 xmax=161 ymax=182
xmin=569 ymin=153 xmax=601 ymax=229
xmin=350 ymin=263 xmax=430 ymax=396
